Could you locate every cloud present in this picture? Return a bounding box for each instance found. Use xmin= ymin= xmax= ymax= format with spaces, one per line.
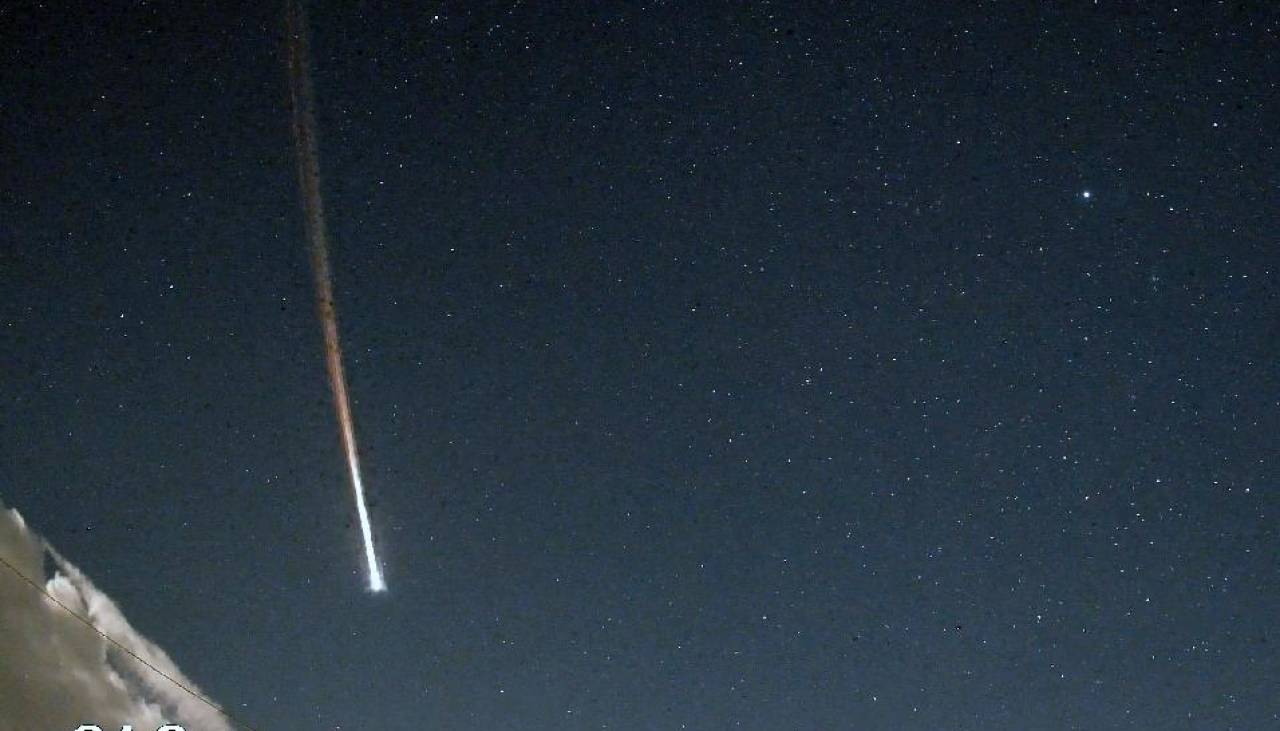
xmin=0 ymin=500 xmax=235 ymax=731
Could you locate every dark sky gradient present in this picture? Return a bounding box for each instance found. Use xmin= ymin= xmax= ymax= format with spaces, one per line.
xmin=2 ymin=2 xmax=1277 ymax=729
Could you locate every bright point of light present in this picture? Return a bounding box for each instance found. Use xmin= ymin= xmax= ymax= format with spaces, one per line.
xmin=1081 ymin=190 xmax=1092 ymax=200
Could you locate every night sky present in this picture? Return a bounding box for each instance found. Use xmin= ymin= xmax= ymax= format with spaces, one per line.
xmin=3 ymin=1 xmax=1278 ymax=729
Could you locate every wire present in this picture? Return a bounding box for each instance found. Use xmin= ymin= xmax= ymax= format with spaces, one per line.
xmin=0 ymin=552 xmax=261 ymax=731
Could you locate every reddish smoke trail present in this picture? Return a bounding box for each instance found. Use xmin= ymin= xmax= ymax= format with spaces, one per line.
xmin=286 ymin=0 xmax=386 ymax=593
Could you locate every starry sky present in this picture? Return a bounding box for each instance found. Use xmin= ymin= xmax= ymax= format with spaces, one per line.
xmin=2 ymin=1 xmax=1278 ymax=729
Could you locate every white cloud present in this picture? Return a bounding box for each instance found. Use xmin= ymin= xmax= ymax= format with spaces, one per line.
xmin=0 ymin=500 xmax=235 ymax=731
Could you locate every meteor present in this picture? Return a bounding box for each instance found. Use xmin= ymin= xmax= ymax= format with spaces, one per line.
xmin=286 ymin=0 xmax=386 ymax=593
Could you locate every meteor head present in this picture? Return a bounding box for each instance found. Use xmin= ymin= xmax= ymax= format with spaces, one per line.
xmin=368 ymin=568 xmax=387 ymax=593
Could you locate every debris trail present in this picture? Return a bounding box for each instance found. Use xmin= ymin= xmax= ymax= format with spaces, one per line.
xmin=286 ymin=0 xmax=386 ymax=593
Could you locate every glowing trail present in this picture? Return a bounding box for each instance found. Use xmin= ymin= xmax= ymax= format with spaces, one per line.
xmin=286 ymin=0 xmax=386 ymax=593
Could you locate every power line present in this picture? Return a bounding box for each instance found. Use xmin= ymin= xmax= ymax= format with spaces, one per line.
xmin=0 ymin=552 xmax=261 ymax=731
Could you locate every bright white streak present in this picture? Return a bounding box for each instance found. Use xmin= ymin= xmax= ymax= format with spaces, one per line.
xmin=287 ymin=0 xmax=386 ymax=593
xmin=344 ymin=435 xmax=386 ymax=593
